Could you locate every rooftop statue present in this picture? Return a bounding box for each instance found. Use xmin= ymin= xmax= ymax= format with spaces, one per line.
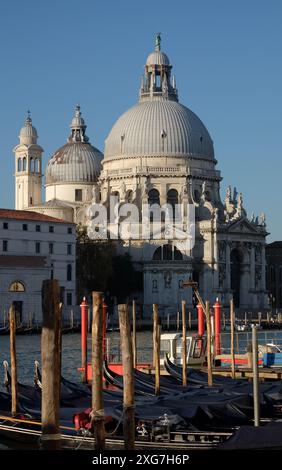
xmin=155 ymin=33 xmax=161 ymax=51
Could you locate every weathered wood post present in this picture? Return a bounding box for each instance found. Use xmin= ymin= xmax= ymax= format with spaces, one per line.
xmin=153 ymin=304 xmax=160 ymax=396
xmin=182 ymin=300 xmax=187 ymax=387
xmin=70 ymin=309 xmax=74 ymax=329
xmin=206 ymin=301 xmax=213 ymax=386
xmin=9 ymin=304 xmax=17 ymax=416
xmin=222 ymin=311 xmax=226 ymax=331
xmin=80 ymin=297 xmax=89 ymax=383
xmin=132 ymin=300 xmax=137 ymax=369
xmin=230 ymin=299 xmax=235 ymax=379
xmin=177 ymin=311 xmax=180 ymax=331
xmin=252 ymin=325 xmax=260 ymax=426
xmin=119 ymin=304 xmax=135 ymax=450
xmin=41 ymin=279 xmax=62 ymax=450
xmin=91 ymin=292 xmax=105 ymax=450
xmin=188 ymin=311 xmax=192 ymax=331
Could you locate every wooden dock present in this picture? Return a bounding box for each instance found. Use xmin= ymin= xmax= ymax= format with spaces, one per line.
xmin=203 ymin=366 xmax=282 ymax=381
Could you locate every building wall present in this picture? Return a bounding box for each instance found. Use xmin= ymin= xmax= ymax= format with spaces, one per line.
xmin=0 ymin=215 xmax=76 ymax=325
xmin=46 ymin=183 xmax=93 ymax=204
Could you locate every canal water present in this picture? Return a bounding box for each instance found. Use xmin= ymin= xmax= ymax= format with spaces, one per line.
xmin=1 ymin=329 xmax=282 ymax=385
xmin=0 ymin=331 xmax=153 ymax=385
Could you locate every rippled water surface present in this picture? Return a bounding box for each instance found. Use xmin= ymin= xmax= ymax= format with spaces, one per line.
xmin=0 ymin=331 xmax=154 ymax=385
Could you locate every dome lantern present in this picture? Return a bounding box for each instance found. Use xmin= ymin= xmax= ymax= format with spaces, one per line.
xmin=140 ymin=34 xmax=178 ymax=102
xmin=19 ymin=111 xmax=38 ymax=145
xmin=69 ymin=104 xmax=89 ymax=143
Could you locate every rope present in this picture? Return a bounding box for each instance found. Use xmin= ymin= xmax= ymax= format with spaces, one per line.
xmin=40 ymin=433 xmax=61 ymax=441
xmin=123 ymin=404 xmax=135 ymax=411
xmin=90 ymin=409 xmax=105 ymax=420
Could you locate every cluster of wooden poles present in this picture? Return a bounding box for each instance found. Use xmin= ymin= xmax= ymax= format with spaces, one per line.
xmin=6 ymin=280 xmax=261 ymax=451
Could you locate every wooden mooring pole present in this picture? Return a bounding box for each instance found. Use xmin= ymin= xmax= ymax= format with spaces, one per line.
xmin=41 ymin=279 xmax=62 ymax=450
xmin=132 ymin=300 xmax=137 ymax=369
xmin=230 ymin=299 xmax=235 ymax=380
xmin=182 ymin=300 xmax=187 ymax=387
xmin=153 ymin=304 xmax=160 ymax=396
xmin=206 ymin=301 xmax=213 ymax=387
xmin=118 ymin=304 xmax=135 ymax=450
xmin=188 ymin=311 xmax=192 ymax=330
xmin=91 ymin=292 xmax=105 ymax=450
xmin=177 ymin=311 xmax=180 ymax=331
xmin=252 ymin=324 xmax=260 ymax=426
xmin=9 ymin=304 xmax=17 ymax=416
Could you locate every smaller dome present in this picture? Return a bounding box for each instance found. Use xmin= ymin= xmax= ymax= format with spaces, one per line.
xmin=45 ymin=106 xmax=103 ymax=185
xmin=46 ymin=142 xmax=102 ymax=184
xmin=19 ymin=111 xmax=38 ymax=145
xmin=146 ymin=50 xmax=170 ymax=66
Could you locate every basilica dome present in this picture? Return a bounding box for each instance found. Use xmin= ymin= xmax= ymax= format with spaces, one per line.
xmin=46 ymin=106 xmax=103 ymax=185
xmin=104 ymin=39 xmax=214 ymax=162
xmin=104 ymin=100 xmax=214 ymax=161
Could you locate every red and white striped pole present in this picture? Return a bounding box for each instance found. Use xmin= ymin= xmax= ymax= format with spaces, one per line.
xmin=80 ymin=297 xmax=89 ymax=383
xmin=213 ymin=298 xmax=221 ymax=356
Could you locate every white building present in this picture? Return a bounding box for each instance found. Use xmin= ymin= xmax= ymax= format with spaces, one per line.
xmin=0 ymin=209 xmax=76 ymax=325
xmin=12 ymin=36 xmax=268 ymax=314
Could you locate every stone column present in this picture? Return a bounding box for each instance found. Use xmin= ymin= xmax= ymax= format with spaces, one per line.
xmin=251 ymin=245 xmax=255 ymax=287
xmin=226 ymin=242 xmax=231 ymax=291
xmin=261 ymin=244 xmax=266 ymax=291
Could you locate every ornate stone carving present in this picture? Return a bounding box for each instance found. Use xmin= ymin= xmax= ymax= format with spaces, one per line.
xmin=152 ymin=279 xmax=158 ymax=291
xmin=255 ymin=265 xmax=262 ymax=288
xmin=255 ymin=244 xmax=262 ymax=263
xmin=218 ymin=240 xmax=226 ymax=261
xmin=164 ymin=271 xmax=172 ymax=289
xmin=219 ymin=264 xmax=226 ymax=287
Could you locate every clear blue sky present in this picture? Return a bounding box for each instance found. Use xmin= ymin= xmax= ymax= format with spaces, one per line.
xmin=0 ymin=0 xmax=281 ymax=240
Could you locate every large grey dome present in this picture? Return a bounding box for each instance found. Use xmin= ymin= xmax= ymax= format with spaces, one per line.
xmin=104 ymin=99 xmax=214 ymax=161
xmin=45 ymin=106 xmax=103 ymax=185
xmin=104 ymin=38 xmax=214 ymax=162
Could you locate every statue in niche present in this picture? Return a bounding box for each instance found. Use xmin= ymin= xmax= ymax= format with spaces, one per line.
xmin=164 ymin=271 xmax=172 ymax=289
xmin=120 ymin=180 xmax=126 ymax=200
xmin=92 ymin=185 xmax=100 ymax=203
xmin=152 ymin=279 xmax=158 ymax=291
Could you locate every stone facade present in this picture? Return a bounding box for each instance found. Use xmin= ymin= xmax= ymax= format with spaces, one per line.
xmin=13 ymin=37 xmax=269 ymax=313
xmin=0 ymin=210 xmax=76 ymax=325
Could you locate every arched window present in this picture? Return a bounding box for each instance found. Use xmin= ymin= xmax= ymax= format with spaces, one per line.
xmin=112 ymin=191 xmax=120 ymax=202
xmin=148 ymin=189 xmax=160 ymax=206
xmin=126 ymin=190 xmax=133 ymax=203
xmin=167 ymin=189 xmax=178 ymax=217
xmin=17 ymin=158 xmax=22 ymax=172
xmin=67 ymin=264 xmax=72 ymax=281
xmin=23 ymin=157 xmax=27 ymax=171
xmin=35 ymin=158 xmax=40 ymax=173
xmin=9 ymin=281 xmax=25 ymax=292
xmin=152 ymin=245 xmax=183 ymax=261
xmin=194 ymin=189 xmax=200 ymax=203
xmin=30 ymin=157 xmax=34 ymax=172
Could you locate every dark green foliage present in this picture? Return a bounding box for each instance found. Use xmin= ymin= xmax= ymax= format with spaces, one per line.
xmin=76 ymin=226 xmax=142 ymax=303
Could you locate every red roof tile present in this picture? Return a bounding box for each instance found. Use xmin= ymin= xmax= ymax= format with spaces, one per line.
xmin=0 ymin=208 xmax=75 ymax=225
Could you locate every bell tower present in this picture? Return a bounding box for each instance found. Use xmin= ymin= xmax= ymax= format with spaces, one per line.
xmin=13 ymin=112 xmax=43 ymax=210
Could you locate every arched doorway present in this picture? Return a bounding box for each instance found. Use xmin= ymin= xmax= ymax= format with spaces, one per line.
xmin=230 ymin=249 xmax=242 ymax=308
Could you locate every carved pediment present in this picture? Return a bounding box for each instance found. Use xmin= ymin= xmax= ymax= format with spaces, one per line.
xmin=226 ymin=218 xmax=261 ymax=235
